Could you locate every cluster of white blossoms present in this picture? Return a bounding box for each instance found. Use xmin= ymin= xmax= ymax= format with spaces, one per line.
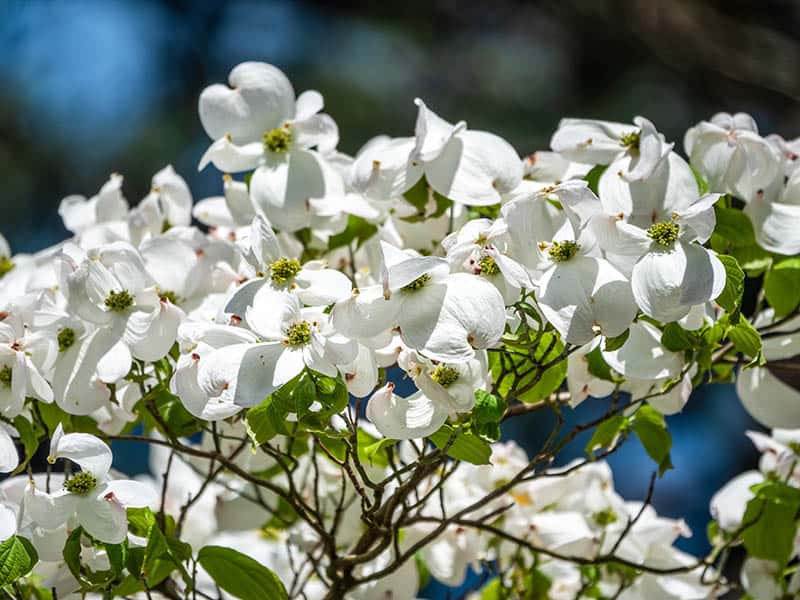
xmin=0 ymin=60 xmax=797 ymax=598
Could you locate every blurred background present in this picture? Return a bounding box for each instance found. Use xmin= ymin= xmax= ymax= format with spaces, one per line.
xmin=3 ymin=0 xmax=794 ymax=596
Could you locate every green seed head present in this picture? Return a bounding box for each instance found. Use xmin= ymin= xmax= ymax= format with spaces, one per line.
xmin=263 ymin=127 xmax=292 ymax=154
xmin=402 ymin=274 xmax=431 ymax=292
xmin=430 ymin=364 xmax=459 ymax=387
xmin=592 ymin=508 xmax=619 ymax=526
xmin=478 ymin=255 xmax=501 ymax=277
xmin=646 ymin=221 xmax=679 ymax=246
xmin=285 ymin=321 xmax=312 ymax=346
xmin=548 ymin=240 xmax=580 ymax=262
xmin=0 ymin=366 xmax=11 ymax=388
xmin=0 ymin=256 xmax=14 ymax=279
xmin=57 ymin=328 xmax=76 ymax=353
xmin=64 ymin=471 xmax=97 ymax=495
xmin=620 ymin=130 xmax=641 ymax=151
xmin=269 ymin=258 xmax=302 ymax=284
xmin=104 ymin=290 xmax=134 ymax=312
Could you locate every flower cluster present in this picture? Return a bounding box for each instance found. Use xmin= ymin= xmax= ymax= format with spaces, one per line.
xmin=0 ymin=61 xmax=797 ymax=598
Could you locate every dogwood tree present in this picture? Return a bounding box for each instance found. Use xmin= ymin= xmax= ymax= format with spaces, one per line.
xmin=0 ymin=61 xmax=797 ymax=599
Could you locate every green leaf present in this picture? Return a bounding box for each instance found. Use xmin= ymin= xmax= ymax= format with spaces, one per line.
xmin=13 ymin=416 xmax=38 ymax=474
xmin=764 ymin=257 xmax=800 ymax=317
xmin=292 ymin=371 xmax=317 ymax=419
xmin=631 ymin=406 xmax=672 ymax=476
xmin=584 ymin=347 xmax=622 ymax=383
xmin=489 ymin=332 xmax=567 ymax=403
xmin=310 ymin=371 xmax=349 ymax=418
xmin=198 ymin=545 xmax=288 ymax=600
xmin=104 ymin=542 xmax=127 ymax=576
xmin=728 ymin=318 xmax=763 ymax=365
xmin=660 ymin=323 xmax=693 ymax=352
xmin=584 ymin=165 xmax=607 ymax=195
xmin=112 ymin=574 xmax=146 ymax=597
xmin=730 ymin=243 xmax=772 ymax=277
xmin=585 ymin=415 xmax=627 ymax=456
xmin=401 ymin=177 xmax=453 ymax=222
xmin=360 ymin=437 xmax=397 ymax=467
xmin=519 ymin=332 xmax=567 ymax=403
xmin=472 ymin=390 xmax=506 ymax=424
xmin=690 ymin=166 xmax=710 ymax=195
xmin=522 ymin=568 xmax=552 ymax=599
xmin=0 ymin=536 xmax=37 ymax=585
xmin=603 ymin=329 xmax=629 ymax=352
xmin=62 ymin=527 xmax=84 ymax=583
xmin=126 ymin=507 xmax=157 ymax=537
xmin=712 ymin=205 xmax=755 ymax=247
xmin=471 ymin=390 xmax=506 ymax=442
xmin=742 ymin=497 xmax=798 ymax=567
xmin=752 ymin=480 xmax=800 ymax=505
xmin=428 ymin=425 xmax=492 ymax=465
xmin=142 ymin=522 xmax=174 ymax=586
xmin=714 ymin=254 xmax=745 ymax=314
xmin=246 ymin=393 xmax=290 ymax=446
xmin=142 ymin=386 xmax=202 ymax=438
xmin=328 ymin=215 xmax=378 ymax=251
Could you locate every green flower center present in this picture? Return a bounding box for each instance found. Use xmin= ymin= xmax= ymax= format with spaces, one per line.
xmin=104 ymin=290 xmax=134 ymax=312
xmin=478 ymin=255 xmax=501 ymax=277
xmin=64 ymin=471 xmax=97 ymax=495
xmin=269 ymin=258 xmax=302 ymax=284
xmin=592 ymin=508 xmax=619 ymax=526
xmin=548 ymin=240 xmax=580 ymax=262
xmin=402 ymin=274 xmax=431 ymax=292
xmin=263 ymin=127 xmax=292 ymax=154
xmin=286 ymin=321 xmax=312 ymax=346
xmin=158 ymin=289 xmax=180 ymax=305
xmin=646 ymin=221 xmax=679 ymax=246
xmin=430 ymin=364 xmax=459 ymax=387
xmin=0 ymin=366 xmax=11 ymax=388
xmin=0 ymin=257 xmax=14 ymax=279
xmin=57 ymin=328 xmax=76 ymax=353
xmin=620 ymin=130 xmax=640 ymax=150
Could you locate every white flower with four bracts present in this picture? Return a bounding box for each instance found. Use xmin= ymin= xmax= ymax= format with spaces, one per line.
xmin=26 ymin=424 xmax=155 ymax=544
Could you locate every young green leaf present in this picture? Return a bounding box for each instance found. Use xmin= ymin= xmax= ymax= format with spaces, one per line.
xmin=714 ymin=254 xmax=745 ymax=314
xmin=631 ymin=406 xmax=672 ymax=476
xmin=728 ymin=318 xmax=763 ymax=366
xmin=0 ymin=536 xmax=37 ymax=586
xmin=742 ymin=497 xmax=798 ymax=567
xmin=764 ymin=257 xmax=800 ymax=318
xmin=603 ymin=329 xmax=629 ymax=352
xmin=198 ymin=545 xmax=288 ymax=600
xmin=429 ymin=425 xmax=492 ymax=465
xmin=585 ymin=415 xmax=627 ymax=456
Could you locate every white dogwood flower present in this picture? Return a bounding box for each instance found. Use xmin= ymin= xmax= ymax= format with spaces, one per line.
xmin=351 ymin=99 xmax=522 ymax=206
xmin=26 ymin=425 xmax=155 ymax=543
xmin=592 ymin=152 xmax=726 ymax=321
xmin=332 ymin=241 xmax=506 ymax=362
xmin=684 ymin=112 xmax=780 ymax=199
xmin=198 ymin=62 xmax=342 ymax=232
xmin=551 ymin=116 xmax=672 ymax=181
